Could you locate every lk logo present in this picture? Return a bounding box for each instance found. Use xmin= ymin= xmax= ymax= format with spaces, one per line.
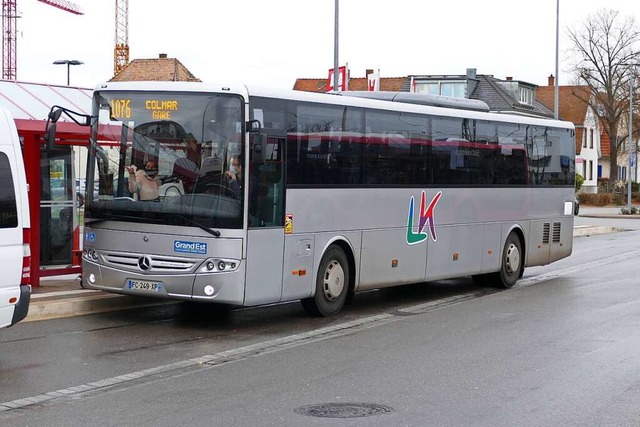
xmin=406 ymin=190 xmax=442 ymax=245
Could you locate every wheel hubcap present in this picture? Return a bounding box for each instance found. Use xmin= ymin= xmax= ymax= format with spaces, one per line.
xmin=505 ymin=243 xmax=520 ymax=276
xmin=323 ymin=260 xmax=344 ymax=301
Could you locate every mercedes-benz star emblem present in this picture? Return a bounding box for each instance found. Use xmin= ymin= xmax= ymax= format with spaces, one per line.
xmin=138 ymin=256 xmax=151 ymax=271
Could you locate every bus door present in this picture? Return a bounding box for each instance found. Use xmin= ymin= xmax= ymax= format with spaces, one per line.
xmin=244 ymin=135 xmax=286 ymax=305
xmin=40 ymin=145 xmax=76 ymax=267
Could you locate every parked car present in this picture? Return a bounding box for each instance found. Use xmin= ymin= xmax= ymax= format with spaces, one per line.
xmin=50 ymin=178 xmax=69 ymax=201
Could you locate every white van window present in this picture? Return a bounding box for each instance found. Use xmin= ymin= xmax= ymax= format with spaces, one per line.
xmin=0 ymin=152 xmax=18 ymax=228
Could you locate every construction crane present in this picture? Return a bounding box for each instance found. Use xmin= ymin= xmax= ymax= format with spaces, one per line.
xmin=1 ymin=0 xmax=83 ymax=80
xmin=114 ymin=0 xmax=128 ymax=76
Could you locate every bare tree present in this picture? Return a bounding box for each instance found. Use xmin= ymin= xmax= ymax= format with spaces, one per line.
xmin=567 ymin=9 xmax=640 ymax=181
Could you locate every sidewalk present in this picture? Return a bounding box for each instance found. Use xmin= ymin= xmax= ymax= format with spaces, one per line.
xmin=29 ymin=275 xmax=175 ymax=322
xmin=24 ymin=208 xmax=635 ymax=323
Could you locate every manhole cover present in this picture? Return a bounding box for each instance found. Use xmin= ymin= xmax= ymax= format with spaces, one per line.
xmin=294 ymin=402 xmax=393 ymax=418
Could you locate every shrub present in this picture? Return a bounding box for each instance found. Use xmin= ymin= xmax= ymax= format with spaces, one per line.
xmin=578 ymin=193 xmax=614 ymax=206
xmin=597 ymin=177 xmax=612 ymax=193
xmin=575 ymin=173 xmax=584 ymax=192
xmin=613 ymin=194 xmax=625 ymax=205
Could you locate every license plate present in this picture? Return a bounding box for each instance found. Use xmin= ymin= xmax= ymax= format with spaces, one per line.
xmin=127 ymin=279 xmax=162 ymax=292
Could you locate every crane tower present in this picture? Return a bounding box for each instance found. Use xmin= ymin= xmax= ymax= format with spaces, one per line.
xmin=114 ymin=0 xmax=128 ymax=76
xmin=2 ymin=0 xmax=83 ymax=80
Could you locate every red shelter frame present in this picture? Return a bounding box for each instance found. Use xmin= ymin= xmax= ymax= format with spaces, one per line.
xmin=16 ymin=119 xmax=90 ymax=287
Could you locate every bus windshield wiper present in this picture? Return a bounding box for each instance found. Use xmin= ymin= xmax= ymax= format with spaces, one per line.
xmin=85 ymin=212 xmax=152 ymax=225
xmin=87 ymin=212 xmax=221 ymax=237
xmin=173 ymin=214 xmax=221 ymax=238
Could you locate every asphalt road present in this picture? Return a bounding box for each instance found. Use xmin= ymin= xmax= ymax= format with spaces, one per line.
xmin=2 ymin=226 xmax=640 ymax=426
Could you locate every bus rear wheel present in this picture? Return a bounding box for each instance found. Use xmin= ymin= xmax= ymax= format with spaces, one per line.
xmin=490 ymin=232 xmax=523 ymax=288
xmin=301 ymin=245 xmax=349 ymax=317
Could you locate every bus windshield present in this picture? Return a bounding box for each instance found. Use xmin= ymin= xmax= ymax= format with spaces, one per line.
xmin=86 ymin=91 xmax=245 ymax=229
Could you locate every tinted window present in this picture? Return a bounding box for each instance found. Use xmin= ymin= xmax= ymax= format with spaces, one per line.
xmin=364 ymin=110 xmax=430 ymax=185
xmin=261 ymin=97 xmax=574 ymax=188
xmin=0 ymin=152 xmax=18 ymax=228
xmin=249 ymin=97 xmax=287 ymax=227
xmin=286 ymin=101 xmax=363 ymax=186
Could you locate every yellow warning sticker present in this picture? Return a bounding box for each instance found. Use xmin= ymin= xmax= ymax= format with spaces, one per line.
xmin=285 ymin=214 xmax=293 ymax=234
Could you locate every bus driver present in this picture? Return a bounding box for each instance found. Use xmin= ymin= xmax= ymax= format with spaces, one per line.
xmin=127 ymin=160 xmax=160 ymax=201
xmin=225 ymin=156 xmax=243 ymax=197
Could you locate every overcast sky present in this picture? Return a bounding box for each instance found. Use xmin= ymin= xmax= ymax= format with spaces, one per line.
xmin=13 ymin=0 xmax=640 ymax=90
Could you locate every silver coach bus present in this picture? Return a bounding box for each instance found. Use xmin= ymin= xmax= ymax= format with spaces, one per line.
xmin=80 ymin=81 xmax=575 ymax=316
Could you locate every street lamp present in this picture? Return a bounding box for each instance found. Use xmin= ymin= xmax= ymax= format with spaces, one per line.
xmin=53 ymin=59 xmax=83 ymax=86
xmin=628 ymin=73 xmax=634 ymax=211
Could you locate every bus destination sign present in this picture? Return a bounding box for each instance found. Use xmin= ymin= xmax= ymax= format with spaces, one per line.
xmin=109 ymin=99 xmax=179 ymax=120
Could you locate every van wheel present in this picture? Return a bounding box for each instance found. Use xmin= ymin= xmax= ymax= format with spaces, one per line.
xmin=301 ymin=245 xmax=349 ymax=317
xmin=490 ymin=232 xmax=523 ymax=288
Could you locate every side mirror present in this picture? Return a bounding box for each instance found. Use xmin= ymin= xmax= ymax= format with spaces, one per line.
xmin=45 ymin=122 xmax=58 ymax=151
xmin=246 ymin=119 xmax=261 ymax=133
xmin=44 ymin=108 xmax=63 ymax=151
xmin=43 ymin=106 xmax=91 ymax=151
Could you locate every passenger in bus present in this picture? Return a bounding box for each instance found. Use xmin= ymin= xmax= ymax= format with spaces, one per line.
xmin=127 ymin=160 xmax=160 ymax=201
xmin=225 ymin=155 xmax=243 ymax=197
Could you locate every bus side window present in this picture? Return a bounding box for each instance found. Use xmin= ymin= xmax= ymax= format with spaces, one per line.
xmin=249 ymin=135 xmax=284 ymax=227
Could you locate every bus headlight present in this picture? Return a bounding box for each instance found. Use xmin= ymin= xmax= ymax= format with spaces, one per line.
xmin=197 ymin=258 xmax=240 ymax=273
xmin=83 ymin=247 xmax=99 ymax=262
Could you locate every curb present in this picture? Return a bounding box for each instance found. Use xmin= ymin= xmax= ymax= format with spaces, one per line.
xmin=573 ymin=225 xmax=626 ymax=237
xmin=26 ymin=292 xmax=175 ymax=322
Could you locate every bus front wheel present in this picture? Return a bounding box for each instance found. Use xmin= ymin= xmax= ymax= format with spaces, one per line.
xmin=491 ymin=232 xmax=523 ymax=288
xmin=301 ymin=245 xmax=349 ymax=317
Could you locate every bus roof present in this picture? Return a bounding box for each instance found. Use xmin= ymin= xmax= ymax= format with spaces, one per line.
xmin=94 ymin=81 xmax=575 ymax=131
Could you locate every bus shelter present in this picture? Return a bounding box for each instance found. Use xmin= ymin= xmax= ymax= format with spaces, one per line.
xmin=0 ymin=80 xmax=92 ymax=287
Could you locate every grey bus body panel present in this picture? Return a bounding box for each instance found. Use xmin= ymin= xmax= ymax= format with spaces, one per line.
xmin=284 ymin=187 xmax=573 ymax=293
xmin=83 ymin=223 xmax=245 ymax=304
xmin=83 ymin=188 xmax=573 ymax=308
xmin=244 ymin=228 xmax=285 ymax=306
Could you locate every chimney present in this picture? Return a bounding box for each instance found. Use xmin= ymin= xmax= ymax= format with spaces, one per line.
xmin=466 ymin=68 xmax=477 ymax=79
xmin=548 ymin=74 xmax=555 ymax=86
xmin=505 ymin=76 xmax=513 ymax=81
xmin=159 ymin=53 xmax=168 ymax=59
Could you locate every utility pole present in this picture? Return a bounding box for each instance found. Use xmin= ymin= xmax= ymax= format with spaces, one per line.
xmin=333 ymin=0 xmax=339 ymax=93
xmin=554 ymin=0 xmax=560 ymax=120
xmin=628 ymin=74 xmax=634 ymax=211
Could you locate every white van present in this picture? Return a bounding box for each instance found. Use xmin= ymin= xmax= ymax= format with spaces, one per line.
xmin=0 ymin=107 xmax=31 ymax=328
